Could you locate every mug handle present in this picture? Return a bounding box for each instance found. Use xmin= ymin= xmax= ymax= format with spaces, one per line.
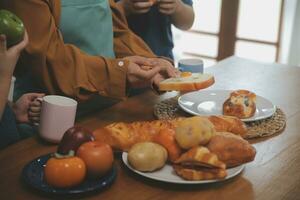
xmin=32 ymin=97 xmax=44 ymax=127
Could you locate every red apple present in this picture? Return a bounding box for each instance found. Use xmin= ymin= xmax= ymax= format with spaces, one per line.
xmin=57 ymin=126 xmax=94 ymax=155
xmin=77 ymin=141 xmax=114 ymax=178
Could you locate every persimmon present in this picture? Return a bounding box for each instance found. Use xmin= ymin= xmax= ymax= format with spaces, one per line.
xmin=44 ymin=153 xmax=86 ymax=188
xmin=77 ymin=141 xmax=114 ymax=178
xmin=152 ymin=128 xmax=182 ymax=162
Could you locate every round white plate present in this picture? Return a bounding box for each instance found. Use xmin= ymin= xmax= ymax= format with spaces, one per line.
xmin=178 ymin=90 xmax=276 ymax=122
xmin=122 ymin=152 xmax=244 ymax=184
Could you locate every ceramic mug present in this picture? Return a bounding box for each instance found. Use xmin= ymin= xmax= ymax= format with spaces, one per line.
xmin=178 ymin=58 xmax=204 ymax=73
xmin=37 ymin=95 xmax=77 ymax=143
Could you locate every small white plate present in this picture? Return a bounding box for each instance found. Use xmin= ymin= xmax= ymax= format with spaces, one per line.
xmin=122 ymin=152 xmax=244 ymax=184
xmin=178 ymin=90 xmax=276 ymax=122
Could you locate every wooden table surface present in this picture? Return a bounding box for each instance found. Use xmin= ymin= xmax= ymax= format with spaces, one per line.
xmin=1 ymin=56 xmax=300 ymax=200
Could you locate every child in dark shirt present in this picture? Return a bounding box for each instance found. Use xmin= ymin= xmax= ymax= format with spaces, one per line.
xmin=117 ymin=0 xmax=194 ymax=59
xmin=0 ymin=33 xmax=43 ymax=149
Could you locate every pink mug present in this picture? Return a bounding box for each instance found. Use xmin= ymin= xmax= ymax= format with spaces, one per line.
xmin=37 ymin=95 xmax=77 ymax=143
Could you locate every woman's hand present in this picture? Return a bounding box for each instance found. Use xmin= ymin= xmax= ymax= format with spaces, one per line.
xmin=124 ymin=56 xmax=178 ymax=89
xmin=125 ymin=56 xmax=162 ymax=88
xmin=0 ymin=32 xmax=28 ymax=78
xmin=118 ymin=0 xmax=154 ymax=16
xmin=12 ymin=93 xmax=44 ymax=124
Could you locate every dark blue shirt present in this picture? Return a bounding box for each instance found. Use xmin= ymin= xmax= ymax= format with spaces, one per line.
xmin=124 ymin=0 xmax=193 ymax=59
xmin=0 ymin=104 xmax=20 ymax=149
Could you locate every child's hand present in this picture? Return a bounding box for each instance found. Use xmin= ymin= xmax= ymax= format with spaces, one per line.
xmin=0 ymin=32 xmax=28 ymax=78
xmin=119 ymin=0 xmax=154 ymax=15
xmin=158 ymin=0 xmax=180 ymax=15
xmin=13 ymin=93 xmax=44 ymax=124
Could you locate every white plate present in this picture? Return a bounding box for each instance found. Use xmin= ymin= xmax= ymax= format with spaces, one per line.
xmin=178 ymin=90 xmax=276 ymax=122
xmin=122 ymin=152 xmax=244 ymax=184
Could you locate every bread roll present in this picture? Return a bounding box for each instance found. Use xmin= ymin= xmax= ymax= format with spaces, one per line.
xmin=128 ymin=142 xmax=167 ymax=172
xmin=175 ymin=116 xmax=216 ymax=149
xmin=223 ymin=90 xmax=256 ymax=119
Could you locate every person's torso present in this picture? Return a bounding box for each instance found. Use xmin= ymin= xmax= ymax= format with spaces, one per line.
xmin=60 ymin=0 xmax=115 ymax=58
xmin=124 ymin=0 xmax=193 ymax=59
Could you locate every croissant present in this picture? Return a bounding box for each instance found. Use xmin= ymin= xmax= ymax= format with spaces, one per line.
xmin=174 ymin=146 xmax=226 ymax=169
xmin=173 ymin=146 xmax=227 ymax=180
xmin=207 ymin=132 xmax=256 ymax=167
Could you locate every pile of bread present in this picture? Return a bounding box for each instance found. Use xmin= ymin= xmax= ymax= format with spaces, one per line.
xmin=94 ymin=115 xmax=256 ymax=181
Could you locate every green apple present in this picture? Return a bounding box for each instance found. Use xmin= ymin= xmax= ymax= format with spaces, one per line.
xmin=0 ymin=9 xmax=25 ymax=47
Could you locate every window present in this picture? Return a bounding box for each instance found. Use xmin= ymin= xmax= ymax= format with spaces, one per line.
xmin=173 ymin=0 xmax=284 ymax=67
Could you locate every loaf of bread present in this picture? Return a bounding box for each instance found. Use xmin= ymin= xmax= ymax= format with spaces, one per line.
xmin=158 ymin=73 xmax=215 ymax=91
xmin=93 ymin=116 xmax=247 ymax=151
xmin=223 ymin=90 xmax=256 ymax=119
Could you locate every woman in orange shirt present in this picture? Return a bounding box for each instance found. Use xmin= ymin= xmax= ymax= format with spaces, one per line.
xmin=1 ymin=0 xmax=177 ymax=106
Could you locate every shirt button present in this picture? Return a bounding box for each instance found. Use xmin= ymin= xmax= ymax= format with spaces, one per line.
xmin=118 ymin=61 xmax=124 ymax=67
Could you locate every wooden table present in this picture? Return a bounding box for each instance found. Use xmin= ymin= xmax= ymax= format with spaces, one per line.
xmin=1 ymin=56 xmax=300 ymax=200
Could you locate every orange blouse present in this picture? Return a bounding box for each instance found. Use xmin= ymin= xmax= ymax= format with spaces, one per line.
xmin=1 ymin=0 xmax=156 ymax=101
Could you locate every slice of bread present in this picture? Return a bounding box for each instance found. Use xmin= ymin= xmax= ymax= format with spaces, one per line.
xmin=159 ymin=73 xmax=215 ymax=91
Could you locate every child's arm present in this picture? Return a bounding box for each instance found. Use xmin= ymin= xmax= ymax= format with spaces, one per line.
xmin=0 ymin=33 xmax=28 ymax=121
xmin=159 ymin=0 xmax=194 ymax=30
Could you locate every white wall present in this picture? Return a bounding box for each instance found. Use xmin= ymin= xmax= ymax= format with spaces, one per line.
xmin=279 ymin=0 xmax=300 ymax=66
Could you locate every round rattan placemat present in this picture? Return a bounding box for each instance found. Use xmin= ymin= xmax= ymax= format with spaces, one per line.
xmin=153 ymin=97 xmax=286 ymax=139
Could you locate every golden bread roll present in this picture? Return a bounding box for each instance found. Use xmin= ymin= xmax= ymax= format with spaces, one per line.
xmin=128 ymin=142 xmax=167 ymax=172
xmin=223 ymin=90 xmax=256 ymax=119
xmin=207 ymin=132 xmax=256 ymax=167
xmin=175 ymin=116 xmax=216 ymax=149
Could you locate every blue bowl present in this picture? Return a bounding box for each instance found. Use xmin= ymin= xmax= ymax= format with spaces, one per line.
xmin=21 ymin=153 xmax=117 ymax=195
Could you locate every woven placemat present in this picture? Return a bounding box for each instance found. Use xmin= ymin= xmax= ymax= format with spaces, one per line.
xmin=153 ymin=97 xmax=286 ymax=139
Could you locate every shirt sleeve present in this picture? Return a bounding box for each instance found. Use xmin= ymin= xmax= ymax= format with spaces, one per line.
xmin=1 ymin=0 xmax=129 ymax=101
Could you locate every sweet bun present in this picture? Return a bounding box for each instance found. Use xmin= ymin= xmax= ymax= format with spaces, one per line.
xmin=223 ymin=90 xmax=256 ymax=119
xmin=175 ymin=116 xmax=216 ymax=149
xmin=158 ymin=73 xmax=215 ymax=91
xmin=128 ymin=142 xmax=167 ymax=172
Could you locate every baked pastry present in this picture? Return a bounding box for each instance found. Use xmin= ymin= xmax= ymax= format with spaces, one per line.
xmin=93 ymin=120 xmax=175 ymax=151
xmin=152 ymin=128 xmax=182 ymax=162
xmin=207 ymin=132 xmax=256 ymax=167
xmin=223 ymin=90 xmax=256 ymax=119
xmin=128 ymin=142 xmax=167 ymax=172
xmin=208 ymin=115 xmax=247 ymax=138
xmin=173 ymin=165 xmax=227 ymax=181
xmin=173 ymin=146 xmax=227 ymax=180
xmin=174 ymin=146 xmax=226 ymax=169
xmin=93 ymin=116 xmax=247 ymax=151
xmin=158 ymin=73 xmax=215 ymax=91
xmin=175 ymin=116 xmax=216 ymax=149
